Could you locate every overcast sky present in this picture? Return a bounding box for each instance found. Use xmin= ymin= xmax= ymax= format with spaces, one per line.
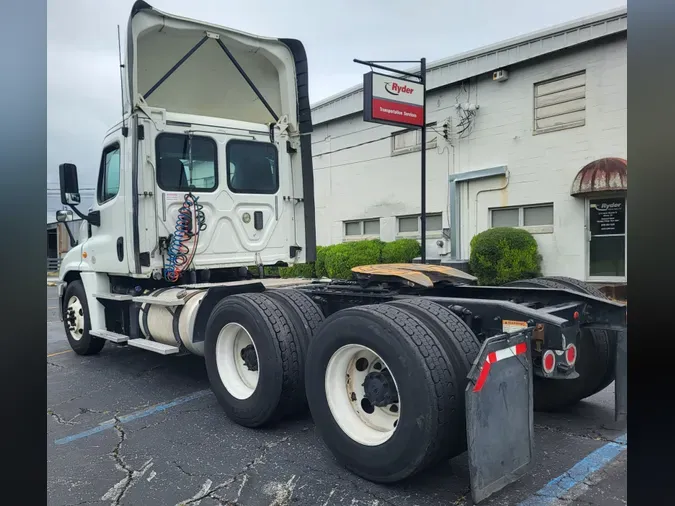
xmin=47 ymin=0 xmax=626 ymax=191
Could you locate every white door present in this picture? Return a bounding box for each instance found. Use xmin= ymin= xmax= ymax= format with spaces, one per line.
xmin=152 ymin=128 xmax=292 ymax=275
xmin=586 ymin=195 xmax=627 ymax=281
xmin=82 ymin=132 xmax=130 ymax=275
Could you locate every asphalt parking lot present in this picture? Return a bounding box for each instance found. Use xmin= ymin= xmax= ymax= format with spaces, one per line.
xmin=47 ymin=285 xmax=627 ymax=506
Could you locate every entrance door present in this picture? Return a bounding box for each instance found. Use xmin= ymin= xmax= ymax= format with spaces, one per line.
xmin=586 ymin=196 xmax=626 ymax=280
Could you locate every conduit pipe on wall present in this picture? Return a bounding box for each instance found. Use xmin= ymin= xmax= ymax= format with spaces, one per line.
xmin=474 ymin=171 xmax=510 ymax=234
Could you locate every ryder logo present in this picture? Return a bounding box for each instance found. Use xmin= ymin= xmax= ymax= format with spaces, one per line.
xmin=385 ymin=81 xmax=414 ymax=96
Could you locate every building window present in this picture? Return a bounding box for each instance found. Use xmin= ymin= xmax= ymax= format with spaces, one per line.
xmin=97 ymin=143 xmax=121 ymax=204
xmin=344 ymin=219 xmax=381 ymax=240
xmin=397 ymin=213 xmax=443 ymax=236
xmin=391 ymin=122 xmax=437 ymax=156
xmin=156 ymin=133 xmax=218 ymax=192
xmin=490 ymin=204 xmax=554 ymax=232
xmin=534 ymin=71 xmax=586 ymax=135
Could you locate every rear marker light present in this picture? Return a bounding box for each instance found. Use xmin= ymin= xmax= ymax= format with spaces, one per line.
xmin=565 ymin=343 xmax=577 ymax=366
xmin=573 ymin=311 xmax=580 ymax=320
xmin=542 ymin=350 xmax=556 ymax=374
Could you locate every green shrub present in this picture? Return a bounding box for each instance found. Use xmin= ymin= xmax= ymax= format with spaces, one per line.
xmin=247 ymin=265 xmax=281 ymax=277
xmin=279 ymin=262 xmax=316 ymax=279
xmin=469 ymin=227 xmax=542 ymax=286
xmin=381 ymin=238 xmax=421 ymax=264
xmin=324 ymin=239 xmax=384 ymax=279
xmin=315 ymin=245 xmax=330 ymax=278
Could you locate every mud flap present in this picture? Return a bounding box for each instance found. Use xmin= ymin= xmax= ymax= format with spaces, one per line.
xmin=614 ymin=330 xmax=627 ymax=422
xmin=465 ymin=330 xmax=535 ymax=504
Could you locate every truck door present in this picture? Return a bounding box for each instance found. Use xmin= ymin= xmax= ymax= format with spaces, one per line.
xmin=81 ymin=131 xmax=130 ymax=275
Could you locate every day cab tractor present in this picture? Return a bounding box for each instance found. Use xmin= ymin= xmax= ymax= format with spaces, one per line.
xmin=54 ymin=2 xmax=627 ymax=503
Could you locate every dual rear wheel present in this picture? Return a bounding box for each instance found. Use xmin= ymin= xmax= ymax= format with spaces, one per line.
xmin=204 ymin=291 xmax=481 ymax=483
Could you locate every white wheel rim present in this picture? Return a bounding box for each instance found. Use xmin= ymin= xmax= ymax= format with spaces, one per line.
xmin=215 ymin=323 xmax=260 ymax=400
xmin=66 ymin=295 xmax=85 ymax=341
xmin=325 ymin=344 xmax=400 ymax=446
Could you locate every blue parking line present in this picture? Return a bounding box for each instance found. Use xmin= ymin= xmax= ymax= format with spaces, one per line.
xmin=54 ymin=389 xmax=212 ymax=445
xmin=517 ymin=433 xmax=627 ymax=505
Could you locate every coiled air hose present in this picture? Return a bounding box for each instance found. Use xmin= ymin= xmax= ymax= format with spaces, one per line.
xmin=164 ymin=192 xmax=207 ymax=282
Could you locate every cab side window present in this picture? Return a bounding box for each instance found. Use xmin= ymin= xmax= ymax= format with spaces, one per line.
xmin=97 ymin=144 xmax=121 ymax=204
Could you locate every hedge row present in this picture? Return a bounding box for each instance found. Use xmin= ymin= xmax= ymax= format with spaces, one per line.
xmin=249 ymin=227 xmax=541 ymax=286
xmin=275 ymin=238 xmax=422 ymax=280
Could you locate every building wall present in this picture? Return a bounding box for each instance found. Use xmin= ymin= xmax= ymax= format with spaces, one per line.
xmin=310 ymin=35 xmax=626 ymax=279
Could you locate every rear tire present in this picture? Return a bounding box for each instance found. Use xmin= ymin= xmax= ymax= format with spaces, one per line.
xmin=541 ymin=276 xmax=618 ymax=396
xmin=62 ymin=280 xmax=106 ymax=356
xmin=204 ymin=293 xmax=305 ymax=427
xmin=386 ymin=298 xmax=480 ymax=458
xmin=305 ymin=304 xmax=461 ymax=483
xmin=505 ymin=277 xmax=614 ymax=411
xmin=541 ymin=276 xmax=610 ymax=300
xmin=264 ymin=289 xmax=324 ymax=353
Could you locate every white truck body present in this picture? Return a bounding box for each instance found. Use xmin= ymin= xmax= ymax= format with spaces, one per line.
xmin=59 ymin=0 xmax=314 ymax=285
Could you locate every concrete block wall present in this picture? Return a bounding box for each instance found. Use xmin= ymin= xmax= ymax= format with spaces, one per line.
xmin=310 ymin=35 xmax=626 ymax=279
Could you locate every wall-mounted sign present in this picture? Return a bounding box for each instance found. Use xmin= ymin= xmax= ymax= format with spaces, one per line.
xmin=589 ymin=198 xmax=625 ymax=236
xmin=363 ymin=71 xmax=425 ymax=128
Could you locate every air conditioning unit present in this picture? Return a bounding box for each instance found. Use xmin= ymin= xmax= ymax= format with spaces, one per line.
xmin=493 ymin=69 xmax=509 ymax=82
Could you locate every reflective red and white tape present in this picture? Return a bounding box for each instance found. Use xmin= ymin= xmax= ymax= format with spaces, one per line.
xmin=473 ymin=342 xmax=528 ymax=392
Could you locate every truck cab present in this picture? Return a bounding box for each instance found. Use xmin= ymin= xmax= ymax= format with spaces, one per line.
xmin=57 ymin=0 xmax=315 ymax=286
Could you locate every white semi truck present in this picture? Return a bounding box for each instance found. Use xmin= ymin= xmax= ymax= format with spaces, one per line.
xmin=55 ymin=2 xmax=627 ymax=502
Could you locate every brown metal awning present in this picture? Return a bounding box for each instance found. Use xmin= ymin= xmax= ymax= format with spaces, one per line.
xmin=571 ymin=157 xmax=627 ymax=197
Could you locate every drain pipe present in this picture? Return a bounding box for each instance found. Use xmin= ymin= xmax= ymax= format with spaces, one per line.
xmin=448 ymin=165 xmax=508 ymax=260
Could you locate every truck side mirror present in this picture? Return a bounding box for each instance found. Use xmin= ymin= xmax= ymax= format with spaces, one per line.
xmin=55 ymin=210 xmax=73 ymax=222
xmin=59 ymin=163 xmax=81 ymax=206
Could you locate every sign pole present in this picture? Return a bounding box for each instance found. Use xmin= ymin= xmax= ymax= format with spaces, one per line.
xmin=420 ymin=57 xmax=427 ymax=264
xmin=354 ymin=57 xmax=427 ymax=263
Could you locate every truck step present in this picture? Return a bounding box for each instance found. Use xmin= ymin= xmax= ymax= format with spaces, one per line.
xmin=93 ymin=293 xmax=134 ymax=301
xmin=132 ymin=295 xmax=185 ymax=307
xmin=127 ymin=339 xmax=180 ymax=355
xmin=90 ymin=330 xmax=129 ymax=343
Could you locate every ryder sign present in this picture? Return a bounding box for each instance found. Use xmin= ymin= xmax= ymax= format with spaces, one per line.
xmin=363 ymin=72 xmax=425 ymax=128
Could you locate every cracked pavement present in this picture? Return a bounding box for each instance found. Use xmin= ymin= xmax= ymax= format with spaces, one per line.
xmin=47 ymin=286 xmax=626 ymax=506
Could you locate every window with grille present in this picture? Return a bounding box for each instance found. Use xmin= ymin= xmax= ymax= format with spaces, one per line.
xmin=534 ymin=71 xmax=586 ymax=134
xmin=344 ymin=219 xmax=381 ymax=240
xmin=490 ymin=204 xmax=554 ymax=232
xmin=391 ymin=122 xmax=437 ymax=156
xmin=397 ymin=213 xmax=443 ymax=236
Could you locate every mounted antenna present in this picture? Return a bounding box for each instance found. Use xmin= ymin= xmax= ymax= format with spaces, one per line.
xmin=117 ymin=25 xmax=129 ymax=138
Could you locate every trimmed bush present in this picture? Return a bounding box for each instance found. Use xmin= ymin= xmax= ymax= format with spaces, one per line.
xmin=469 ymin=227 xmax=542 ymax=286
xmin=247 ymin=265 xmax=281 ymax=278
xmin=279 ymin=262 xmax=316 ymax=279
xmin=324 ymin=239 xmax=384 ymax=280
xmin=315 ymin=245 xmax=330 ymax=278
xmin=381 ymin=238 xmax=421 ymax=264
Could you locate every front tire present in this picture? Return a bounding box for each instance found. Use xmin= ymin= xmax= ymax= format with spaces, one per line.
xmin=305 ymin=304 xmax=461 ymax=483
xmin=204 ymin=293 xmax=305 ymax=428
xmin=62 ymin=280 xmax=106 ymax=356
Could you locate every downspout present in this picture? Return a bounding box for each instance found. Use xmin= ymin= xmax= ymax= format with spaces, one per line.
xmin=448 ymin=165 xmax=508 ymax=260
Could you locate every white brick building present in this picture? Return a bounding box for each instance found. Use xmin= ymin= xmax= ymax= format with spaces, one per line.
xmin=310 ymin=8 xmax=627 ymax=283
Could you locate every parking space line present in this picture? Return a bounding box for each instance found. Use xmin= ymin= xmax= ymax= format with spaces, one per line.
xmin=48 ymin=350 xmax=72 ymax=358
xmin=517 ymin=433 xmax=627 ymax=505
xmin=54 ymin=389 xmax=212 ymax=445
